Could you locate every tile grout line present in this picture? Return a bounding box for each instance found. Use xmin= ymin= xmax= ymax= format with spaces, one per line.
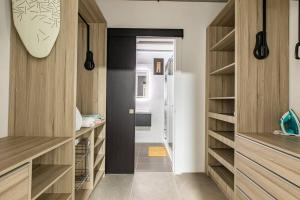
xmin=130 ymin=143 xmax=141 ymax=200
xmin=172 ymin=174 xmax=184 ymax=200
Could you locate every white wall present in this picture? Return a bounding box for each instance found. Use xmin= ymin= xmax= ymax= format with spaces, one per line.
xmin=97 ymin=0 xmax=225 ymax=173
xmin=135 ymin=51 xmax=173 ymax=143
xmin=0 ymin=1 xmax=11 ymax=138
xmin=290 ymin=1 xmax=300 ymax=116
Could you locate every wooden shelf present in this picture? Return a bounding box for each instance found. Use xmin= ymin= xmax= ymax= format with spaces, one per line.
xmin=208 ymin=148 xmax=234 ymax=173
xmin=208 ymin=165 xmax=234 ymax=196
xmin=209 ymin=97 xmax=235 ymax=100
xmin=95 ymin=137 xmax=105 ymax=148
xmin=76 ymin=127 xmax=94 ymax=138
xmin=210 ymin=29 xmax=235 ymax=51
xmin=37 ymin=193 xmax=71 ymax=200
xmin=210 ymin=0 xmax=235 ymax=26
xmin=94 ymin=170 xmax=105 ymax=186
xmin=210 ymin=63 xmax=235 ymax=75
xmin=32 ymin=165 xmax=72 ymax=200
xmin=75 ymin=120 xmax=106 ymax=138
xmin=208 ymin=130 xmax=234 ymax=148
xmin=208 ymin=112 xmax=235 ymax=124
xmin=0 ymin=137 xmax=72 ymax=176
xmin=94 ymin=153 xmax=105 ymax=168
xmin=75 ymin=189 xmax=92 ymax=200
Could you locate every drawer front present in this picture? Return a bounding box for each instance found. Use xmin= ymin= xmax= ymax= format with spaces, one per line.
xmin=236 ymin=170 xmax=275 ymax=200
xmin=236 ymin=135 xmax=300 ymax=187
xmin=235 ymin=187 xmax=250 ymax=200
xmin=0 ymin=164 xmax=31 ymax=200
xmin=236 ymin=152 xmax=300 ymax=200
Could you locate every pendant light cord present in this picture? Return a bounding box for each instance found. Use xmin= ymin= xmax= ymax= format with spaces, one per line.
xmin=298 ymin=0 xmax=300 ymax=42
xmin=79 ymin=14 xmax=90 ymax=51
xmin=263 ymin=0 xmax=266 ymax=33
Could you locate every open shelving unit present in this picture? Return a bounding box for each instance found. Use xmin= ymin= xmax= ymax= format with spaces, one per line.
xmin=206 ymin=0 xmax=289 ymax=199
xmin=74 ymin=125 xmax=106 ymax=200
xmin=6 ymin=0 xmax=108 ymax=199
xmin=206 ymin=0 xmax=235 ymax=199
xmin=32 ymin=165 xmax=72 ymax=200
xmin=210 ymin=63 xmax=235 ymax=76
xmin=210 ymin=29 xmax=235 ymax=51
xmin=75 ymin=1 xmax=107 ymax=198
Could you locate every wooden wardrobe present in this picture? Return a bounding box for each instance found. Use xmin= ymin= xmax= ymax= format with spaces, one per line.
xmin=5 ymin=0 xmax=107 ymax=200
xmin=206 ymin=0 xmax=290 ymax=199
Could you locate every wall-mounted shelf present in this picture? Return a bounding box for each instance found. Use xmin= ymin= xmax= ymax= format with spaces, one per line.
xmin=210 ymin=63 xmax=235 ymax=76
xmin=208 ymin=130 xmax=234 ymax=148
xmin=210 ymin=29 xmax=235 ymax=51
xmin=32 ymin=165 xmax=72 ymax=200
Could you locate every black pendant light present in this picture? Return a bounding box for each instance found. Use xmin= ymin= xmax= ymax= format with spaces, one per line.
xmin=253 ymin=0 xmax=269 ymax=60
xmin=79 ymin=14 xmax=95 ymax=70
xmin=295 ymin=0 xmax=300 ymax=59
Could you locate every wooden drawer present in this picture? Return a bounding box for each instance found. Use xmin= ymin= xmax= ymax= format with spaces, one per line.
xmin=236 ymin=152 xmax=300 ymax=200
xmin=236 ymin=135 xmax=300 ymax=187
xmin=235 ymin=187 xmax=250 ymax=200
xmin=236 ymin=170 xmax=275 ymax=200
xmin=0 ymin=164 xmax=31 ymax=200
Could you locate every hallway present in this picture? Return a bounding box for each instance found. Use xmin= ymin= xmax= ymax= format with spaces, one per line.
xmin=90 ymin=173 xmax=227 ymax=200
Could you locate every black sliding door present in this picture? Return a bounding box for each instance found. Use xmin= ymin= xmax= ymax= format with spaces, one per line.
xmin=106 ymin=35 xmax=136 ymax=174
xmin=106 ymin=28 xmax=184 ymax=174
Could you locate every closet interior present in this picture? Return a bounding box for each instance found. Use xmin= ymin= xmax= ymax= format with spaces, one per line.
xmin=1 ymin=0 xmax=107 ymax=200
xmin=206 ymin=0 xmax=289 ymax=199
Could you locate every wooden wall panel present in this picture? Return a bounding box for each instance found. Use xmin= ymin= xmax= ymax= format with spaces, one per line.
xmin=76 ymin=23 xmax=107 ymax=117
xmin=79 ymin=0 xmax=106 ymax=23
xmin=236 ymin=0 xmax=289 ymax=133
xmin=9 ymin=0 xmax=78 ymax=137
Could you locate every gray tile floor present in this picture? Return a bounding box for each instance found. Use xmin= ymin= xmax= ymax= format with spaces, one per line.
xmin=135 ymin=143 xmax=172 ymax=172
xmin=90 ymin=143 xmax=226 ymax=200
xmin=90 ymin=173 xmax=227 ymax=200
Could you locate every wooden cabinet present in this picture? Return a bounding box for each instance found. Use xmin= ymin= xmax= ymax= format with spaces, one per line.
xmin=206 ymin=0 xmax=289 ymax=199
xmin=236 ymin=133 xmax=300 ymax=200
xmin=0 ymin=164 xmax=31 ymax=200
xmin=236 ymin=135 xmax=300 ymax=187
xmin=236 ymin=170 xmax=275 ymax=200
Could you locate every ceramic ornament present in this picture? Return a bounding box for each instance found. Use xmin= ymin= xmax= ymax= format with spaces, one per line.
xmin=12 ymin=0 xmax=61 ymax=58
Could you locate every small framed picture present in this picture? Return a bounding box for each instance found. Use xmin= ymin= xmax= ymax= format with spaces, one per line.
xmin=154 ymin=58 xmax=164 ymax=75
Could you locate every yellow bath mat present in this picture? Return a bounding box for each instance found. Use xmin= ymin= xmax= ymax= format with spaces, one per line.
xmin=148 ymin=146 xmax=167 ymax=157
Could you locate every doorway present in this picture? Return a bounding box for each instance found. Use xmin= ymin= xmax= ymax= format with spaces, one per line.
xmin=106 ymin=29 xmax=183 ymax=174
xmin=135 ymin=37 xmax=175 ymax=172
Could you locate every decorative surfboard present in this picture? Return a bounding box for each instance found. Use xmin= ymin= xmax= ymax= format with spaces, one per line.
xmin=12 ymin=0 xmax=61 ymax=58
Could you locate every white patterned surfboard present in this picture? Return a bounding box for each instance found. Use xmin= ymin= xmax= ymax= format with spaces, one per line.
xmin=12 ymin=0 xmax=61 ymax=58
